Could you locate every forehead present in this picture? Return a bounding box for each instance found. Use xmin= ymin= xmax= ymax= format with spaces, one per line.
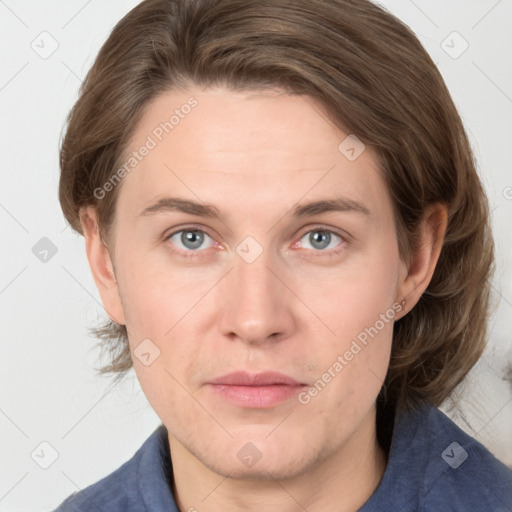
xmin=116 ymin=87 xmax=390 ymax=223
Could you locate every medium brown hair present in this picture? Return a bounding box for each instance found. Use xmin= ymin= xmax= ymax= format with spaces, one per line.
xmin=59 ymin=0 xmax=494 ymax=413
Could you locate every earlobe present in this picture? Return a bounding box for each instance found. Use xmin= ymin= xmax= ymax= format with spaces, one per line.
xmin=395 ymin=204 xmax=448 ymax=320
xmin=80 ymin=207 xmax=126 ymax=325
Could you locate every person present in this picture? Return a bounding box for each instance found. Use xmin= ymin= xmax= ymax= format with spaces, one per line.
xmin=54 ymin=0 xmax=512 ymax=510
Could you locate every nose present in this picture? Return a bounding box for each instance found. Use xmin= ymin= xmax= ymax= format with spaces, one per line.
xmin=217 ymin=249 xmax=296 ymax=346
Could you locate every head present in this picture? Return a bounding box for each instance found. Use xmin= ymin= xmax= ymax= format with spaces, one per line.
xmin=59 ymin=0 xmax=494 ymax=480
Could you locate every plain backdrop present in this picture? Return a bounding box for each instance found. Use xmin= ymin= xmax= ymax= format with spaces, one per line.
xmin=1 ymin=0 xmax=511 ymax=510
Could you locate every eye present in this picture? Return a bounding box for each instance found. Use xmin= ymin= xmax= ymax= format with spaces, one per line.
xmin=297 ymin=229 xmax=343 ymax=252
xmin=167 ymin=229 xmax=214 ymax=252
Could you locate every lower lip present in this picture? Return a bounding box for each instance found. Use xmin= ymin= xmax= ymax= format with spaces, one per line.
xmin=207 ymin=384 xmax=306 ymax=408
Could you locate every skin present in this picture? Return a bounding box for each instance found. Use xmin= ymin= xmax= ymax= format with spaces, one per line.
xmin=81 ymin=86 xmax=447 ymax=512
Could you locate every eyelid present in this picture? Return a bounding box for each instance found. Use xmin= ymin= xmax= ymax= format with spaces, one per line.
xmin=164 ymin=223 xmax=218 ymax=242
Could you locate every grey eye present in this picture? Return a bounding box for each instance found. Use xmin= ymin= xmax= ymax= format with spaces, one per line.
xmin=300 ymin=230 xmax=342 ymax=251
xmin=169 ymin=230 xmax=213 ymax=251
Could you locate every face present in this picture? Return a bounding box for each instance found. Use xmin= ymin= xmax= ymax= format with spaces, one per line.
xmin=98 ymin=86 xmax=409 ymax=479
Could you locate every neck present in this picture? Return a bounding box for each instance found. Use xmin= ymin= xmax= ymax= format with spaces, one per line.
xmin=169 ymin=405 xmax=388 ymax=512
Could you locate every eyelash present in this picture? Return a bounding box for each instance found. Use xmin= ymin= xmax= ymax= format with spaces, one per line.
xmin=164 ymin=225 xmax=347 ymax=261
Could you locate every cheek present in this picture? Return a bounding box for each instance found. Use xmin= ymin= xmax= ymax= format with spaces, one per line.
xmin=295 ymin=245 xmax=398 ymax=401
xmin=114 ymin=250 xmax=217 ymax=398
xmin=115 ymin=247 xmax=210 ymax=338
xmin=308 ymin=247 xmax=399 ymax=339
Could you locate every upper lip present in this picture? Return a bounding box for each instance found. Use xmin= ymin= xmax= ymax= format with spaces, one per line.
xmin=209 ymin=371 xmax=306 ymax=386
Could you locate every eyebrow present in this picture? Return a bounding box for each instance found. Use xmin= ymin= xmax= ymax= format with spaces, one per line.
xmin=140 ymin=197 xmax=222 ymax=218
xmin=140 ymin=196 xmax=370 ymax=220
xmin=292 ymin=198 xmax=370 ymax=218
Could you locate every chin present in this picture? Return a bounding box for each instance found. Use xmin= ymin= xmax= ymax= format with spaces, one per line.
xmin=201 ymin=454 xmax=313 ymax=482
xmin=188 ymin=431 xmax=329 ymax=482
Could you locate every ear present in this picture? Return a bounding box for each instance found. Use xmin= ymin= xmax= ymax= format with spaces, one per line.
xmin=80 ymin=207 xmax=126 ymax=325
xmin=394 ymin=203 xmax=448 ymax=320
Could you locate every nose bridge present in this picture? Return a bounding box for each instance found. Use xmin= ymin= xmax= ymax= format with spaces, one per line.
xmin=219 ymin=243 xmax=294 ymax=344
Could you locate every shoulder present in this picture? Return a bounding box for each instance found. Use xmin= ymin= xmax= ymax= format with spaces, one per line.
xmin=53 ymin=424 xmax=175 ymax=512
xmin=362 ymin=402 xmax=512 ymax=512
xmin=420 ymin=405 xmax=512 ymax=511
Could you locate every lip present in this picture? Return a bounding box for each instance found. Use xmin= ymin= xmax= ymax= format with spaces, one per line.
xmin=210 ymin=371 xmax=305 ymax=386
xmin=206 ymin=371 xmax=307 ymax=408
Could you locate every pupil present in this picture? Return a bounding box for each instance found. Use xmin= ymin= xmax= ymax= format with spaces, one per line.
xmin=182 ymin=230 xmax=203 ymax=249
xmin=310 ymin=231 xmax=330 ymax=249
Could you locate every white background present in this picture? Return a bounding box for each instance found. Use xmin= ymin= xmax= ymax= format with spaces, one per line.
xmin=1 ymin=0 xmax=511 ymax=510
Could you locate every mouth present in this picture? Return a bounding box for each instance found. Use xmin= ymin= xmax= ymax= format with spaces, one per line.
xmin=206 ymin=371 xmax=308 ymax=408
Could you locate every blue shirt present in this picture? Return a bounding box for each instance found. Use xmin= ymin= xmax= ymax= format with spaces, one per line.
xmin=54 ymin=402 xmax=512 ymax=511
